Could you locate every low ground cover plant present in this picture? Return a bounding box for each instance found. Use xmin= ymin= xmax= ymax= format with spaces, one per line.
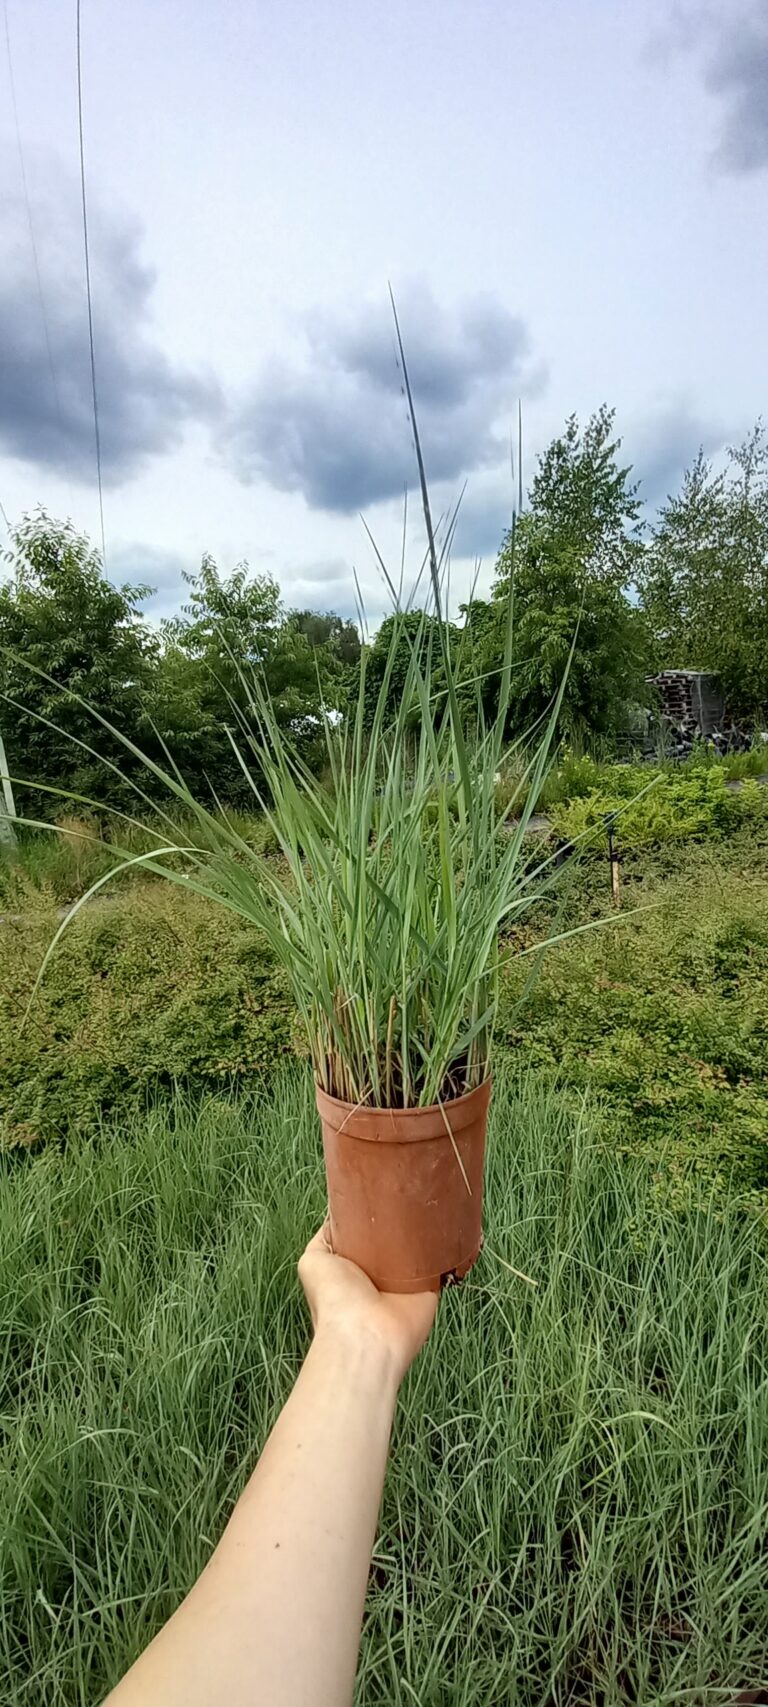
xmin=0 ymin=884 xmax=294 ymax=1147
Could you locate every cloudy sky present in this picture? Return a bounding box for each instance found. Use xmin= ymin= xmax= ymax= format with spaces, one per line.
xmin=1 ymin=0 xmax=767 ymax=622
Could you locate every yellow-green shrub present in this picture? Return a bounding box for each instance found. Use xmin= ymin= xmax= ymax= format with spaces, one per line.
xmin=550 ymin=768 xmax=768 ymax=850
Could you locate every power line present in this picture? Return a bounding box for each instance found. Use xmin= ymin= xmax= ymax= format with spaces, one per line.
xmin=76 ymin=0 xmax=107 ymax=568
xmin=2 ymin=0 xmax=67 ymax=449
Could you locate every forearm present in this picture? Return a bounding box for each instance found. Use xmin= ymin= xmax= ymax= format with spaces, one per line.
xmin=106 ymin=1329 xmax=398 ymax=1707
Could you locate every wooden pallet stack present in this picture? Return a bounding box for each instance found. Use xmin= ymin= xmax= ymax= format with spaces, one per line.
xmin=649 ymin=671 xmax=724 ymax=737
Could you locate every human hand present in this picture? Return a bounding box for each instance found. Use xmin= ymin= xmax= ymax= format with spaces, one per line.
xmin=298 ymin=1224 xmax=438 ymax=1389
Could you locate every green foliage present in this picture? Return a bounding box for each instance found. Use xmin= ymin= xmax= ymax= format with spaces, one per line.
xmin=550 ymin=765 xmax=768 ymax=848
xmin=713 ymin=741 xmax=768 ymax=778
xmin=6 ymin=410 xmax=768 ymax=830
xmin=499 ymin=842 xmax=768 ymax=1211
xmin=493 ymin=743 xmax=624 ymax=822
xmin=640 ymin=424 xmax=768 ymax=720
xmin=524 ymin=403 xmax=643 ymax=581
xmin=0 ymin=819 xmax=110 ymax=910
xmin=3 ymin=833 xmax=768 ymax=1226
xmin=0 ymin=886 xmax=294 ymax=1147
xmin=293 ymin=607 xmax=361 ymax=667
xmin=0 ymin=510 xmax=158 ymax=814
xmin=493 ymin=742 xmax=768 ymax=822
xmin=535 ymin=746 xmax=613 ymax=807
xmin=0 ymin=810 xmax=283 ymax=911
xmin=5 ymin=751 xmax=764 ymax=912
xmin=147 ymin=555 xmax=356 ymax=801
xmin=73 ymin=579 xmax=565 ymax=1108
xmin=0 ymin=518 xmax=360 ymax=818
xmin=472 ymin=409 xmax=650 ymax=741
xmin=361 ymin=610 xmax=457 ymax=730
xmin=1 ymin=1068 xmax=766 ymax=1704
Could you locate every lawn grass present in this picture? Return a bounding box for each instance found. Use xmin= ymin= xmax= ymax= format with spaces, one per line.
xmin=1 ymin=1066 xmax=766 ymax=1705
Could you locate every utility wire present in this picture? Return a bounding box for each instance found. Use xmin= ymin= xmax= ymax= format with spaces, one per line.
xmin=3 ymin=0 xmax=67 ymax=452
xmin=76 ymin=0 xmax=107 ymax=568
xmin=517 ymin=397 xmax=524 ymax=517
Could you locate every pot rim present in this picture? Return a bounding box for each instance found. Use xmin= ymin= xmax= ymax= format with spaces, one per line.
xmin=315 ymin=1075 xmax=492 ymax=1143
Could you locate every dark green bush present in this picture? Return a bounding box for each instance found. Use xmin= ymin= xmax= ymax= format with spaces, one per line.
xmin=0 ymin=886 xmax=295 ymax=1147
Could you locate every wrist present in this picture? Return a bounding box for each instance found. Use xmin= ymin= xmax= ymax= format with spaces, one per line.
xmin=310 ymin=1322 xmax=402 ymax=1403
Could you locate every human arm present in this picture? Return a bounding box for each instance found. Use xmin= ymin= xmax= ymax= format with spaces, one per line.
xmin=104 ymin=1226 xmax=437 ymax=1707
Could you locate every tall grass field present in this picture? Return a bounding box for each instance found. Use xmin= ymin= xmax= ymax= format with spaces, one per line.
xmin=1 ymin=1066 xmax=766 ymax=1705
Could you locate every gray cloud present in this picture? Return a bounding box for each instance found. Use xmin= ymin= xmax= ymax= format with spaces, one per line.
xmin=0 ymin=171 xmax=220 ymax=484
xmin=225 ymin=286 xmax=545 ymax=512
xmin=705 ymin=8 xmax=768 ymax=172
xmin=653 ymin=4 xmax=768 ymax=173
xmin=281 ymin=560 xmax=355 ymax=611
xmin=106 ymin=542 xmax=194 ymax=617
xmin=448 ymin=483 xmax=515 ymax=562
xmin=629 ymin=403 xmax=733 ymax=511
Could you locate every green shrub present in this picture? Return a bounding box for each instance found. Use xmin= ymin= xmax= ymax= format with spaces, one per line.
xmin=499 ymin=853 xmax=768 ymax=1211
xmin=536 ymin=746 xmax=606 ymax=806
xmin=0 ymin=886 xmax=295 ymax=1147
xmin=690 ymin=741 xmax=768 ymax=781
xmin=0 ymin=819 xmax=112 ymax=910
xmin=523 ymin=745 xmax=768 ymax=823
xmin=495 ymin=747 xmax=611 ymax=816
xmin=550 ymin=767 xmax=768 ymax=849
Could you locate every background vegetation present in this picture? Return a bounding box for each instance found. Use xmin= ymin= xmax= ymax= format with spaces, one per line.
xmin=3 ymin=411 xmax=768 ymax=823
xmin=3 ymin=825 xmax=767 ymax=1222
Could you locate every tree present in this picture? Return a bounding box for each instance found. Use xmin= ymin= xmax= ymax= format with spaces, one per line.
xmin=479 ymin=408 xmax=649 ymax=739
xmin=149 ymin=557 xmax=355 ymax=801
xmin=0 ymin=521 xmax=364 ymax=817
xmin=361 ymin=611 xmax=459 ymax=732
xmin=0 ymin=510 xmax=157 ymax=815
xmin=640 ymin=424 xmax=768 ymax=720
xmin=522 ymin=404 xmax=642 ymax=585
xmin=293 ymin=610 xmax=361 ymax=669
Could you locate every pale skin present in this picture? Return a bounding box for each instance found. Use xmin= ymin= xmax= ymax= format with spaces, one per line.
xmin=104 ymin=1226 xmax=437 ymax=1707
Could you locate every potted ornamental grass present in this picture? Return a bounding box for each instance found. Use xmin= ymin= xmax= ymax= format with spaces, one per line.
xmin=32 ymin=567 xmax=571 ymax=1292
xmin=23 ymin=355 xmax=578 ymax=1292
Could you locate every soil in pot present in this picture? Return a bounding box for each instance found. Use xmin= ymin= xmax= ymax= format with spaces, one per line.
xmin=316 ymin=1078 xmax=491 ymax=1293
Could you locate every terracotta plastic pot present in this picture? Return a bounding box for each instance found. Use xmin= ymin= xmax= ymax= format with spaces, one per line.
xmin=316 ymin=1078 xmax=491 ymax=1293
